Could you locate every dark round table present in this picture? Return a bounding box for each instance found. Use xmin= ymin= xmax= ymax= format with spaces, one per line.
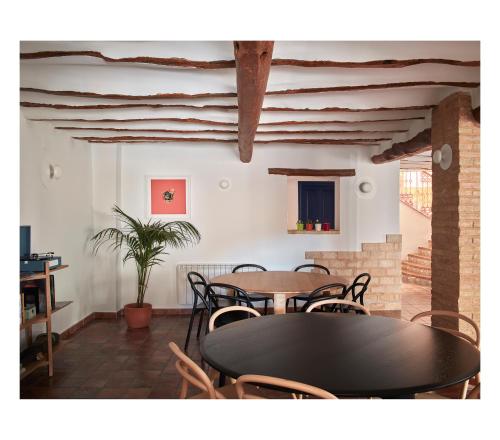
xmin=200 ymin=313 xmax=480 ymax=398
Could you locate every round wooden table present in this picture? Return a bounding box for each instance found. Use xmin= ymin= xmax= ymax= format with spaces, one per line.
xmin=211 ymin=271 xmax=349 ymax=314
xmin=200 ymin=313 xmax=480 ymax=398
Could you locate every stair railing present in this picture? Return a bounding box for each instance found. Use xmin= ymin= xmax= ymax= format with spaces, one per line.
xmin=400 ymin=170 xmax=432 ymax=218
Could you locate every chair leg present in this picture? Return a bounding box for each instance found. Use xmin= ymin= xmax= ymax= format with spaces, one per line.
xmin=460 ymin=379 xmax=470 ymax=399
xmin=196 ymin=310 xmax=205 ymax=339
xmin=184 ymin=307 xmax=197 ymax=351
xmin=264 ymin=299 xmax=268 ymax=315
xmin=293 ymin=298 xmax=297 ymax=312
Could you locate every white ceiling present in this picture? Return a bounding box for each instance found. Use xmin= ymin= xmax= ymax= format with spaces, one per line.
xmin=20 ymin=41 xmax=480 ymax=168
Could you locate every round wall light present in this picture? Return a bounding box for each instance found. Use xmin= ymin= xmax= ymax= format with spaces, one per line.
xmin=355 ymin=177 xmax=376 ymax=199
xmin=432 ymin=143 xmax=453 ymax=170
xmin=218 ymin=178 xmax=231 ymax=190
xmin=41 ymin=161 xmax=63 ymax=188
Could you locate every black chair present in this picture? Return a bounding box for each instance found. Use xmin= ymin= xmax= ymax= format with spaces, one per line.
xmin=299 ymin=283 xmax=347 ymax=313
xmin=345 ymin=273 xmax=371 ymax=305
xmin=232 ymin=264 xmax=271 ymax=315
xmin=286 ymin=264 xmax=331 ymax=312
xmin=184 ymin=271 xmax=212 ymax=351
xmin=205 ymin=282 xmax=257 ymax=331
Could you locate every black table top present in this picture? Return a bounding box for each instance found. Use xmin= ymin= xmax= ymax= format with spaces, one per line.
xmin=200 ymin=313 xmax=480 ymax=398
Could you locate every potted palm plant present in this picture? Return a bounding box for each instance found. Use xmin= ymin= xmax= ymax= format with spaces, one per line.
xmin=91 ymin=205 xmax=200 ymax=329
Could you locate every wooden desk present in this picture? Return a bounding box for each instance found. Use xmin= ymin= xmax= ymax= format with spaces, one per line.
xmin=201 ymin=313 xmax=481 ymax=398
xmin=211 ymin=271 xmax=349 ymax=314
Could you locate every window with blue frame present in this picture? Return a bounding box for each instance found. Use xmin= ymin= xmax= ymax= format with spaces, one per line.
xmin=298 ymin=181 xmax=335 ymax=228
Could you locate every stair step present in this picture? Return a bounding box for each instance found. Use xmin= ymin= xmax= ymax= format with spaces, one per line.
xmin=408 ymin=253 xmax=432 ymax=265
xmin=402 ymin=274 xmax=432 ymax=287
xmin=417 ymin=246 xmax=432 ymax=257
xmin=402 ymin=262 xmax=431 ymax=276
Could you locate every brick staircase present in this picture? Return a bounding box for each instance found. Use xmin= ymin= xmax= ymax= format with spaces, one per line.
xmin=402 ymin=239 xmax=432 ymax=287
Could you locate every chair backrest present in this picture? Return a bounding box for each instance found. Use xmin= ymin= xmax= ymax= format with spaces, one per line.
xmin=187 ymin=271 xmax=211 ymax=309
xmin=299 ymin=283 xmax=347 ymax=313
xmin=232 ymin=264 xmax=267 ymax=273
xmin=345 ymin=272 xmax=371 ymax=305
xmin=293 ymin=264 xmax=330 ymax=275
xmin=168 ymin=341 xmax=222 ymax=399
xmin=305 ymin=298 xmax=371 ymax=315
xmin=208 ymin=306 xmax=261 ymax=332
xmin=205 ymin=282 xmax=255 ymax=309
xmin=235 ymin=374 xmax=337 ymax=399
xmin=410 ymin=310 xmax=480 ymax=347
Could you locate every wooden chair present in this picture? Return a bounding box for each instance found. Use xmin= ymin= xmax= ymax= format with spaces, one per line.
xmin=232 ymin=264 xmax=272 ymax=314
xmin=304 ymin=298 xmax=371 ymax=315
xmin=168 ymin=341 xmax=238 ymax=399
xmin=410 ymin=310 xmax=480 ymax=399
xmin=287 ymin=264 xmax=331 ymax=311
xmin=208 ymin=305 xmax=261 ymax=332
xmin=235 ymin=374 xmax=337 ymax=399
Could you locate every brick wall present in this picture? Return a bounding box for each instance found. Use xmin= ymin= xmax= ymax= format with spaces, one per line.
xmin=305 ymin=234 xmax=402 ymax=312
xmin=431 ymin=92 xmax=480 ymax=338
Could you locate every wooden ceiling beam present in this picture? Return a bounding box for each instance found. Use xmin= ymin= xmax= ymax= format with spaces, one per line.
xmin=259 ymin=117 xmax=424 ymax=125
xmin=54 ymin=126 xmax=406 ymax=135
xmin=371 ymin=128 xmax=432 ymax=164
xmin=21 ymin=87 xmax=236 ymax=100
xmin=29 ymin=117 xmax=237 ymax=126
xmin=20 ymin=81 xmax=479 ymax=101
xmin=234 ymin=41 xmax=274 ymax=162
xmin=268 ymin=168 xmax=356 ymax=177
xmin=29 ymin=116 xmax=423 ymax=125
xmin=21 ymin=101 xmax=433 ymax=113
xmin=72 ymin=135 xmax=380 ymax=146
xmin=21 ymin=51 xmax=480 ymax=69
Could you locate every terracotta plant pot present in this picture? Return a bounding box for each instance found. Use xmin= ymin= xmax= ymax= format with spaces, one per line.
xmin=305 ymin=223 xmax=314 ymax=231
xmin=124 ymin=303 xmax=152 ymax=329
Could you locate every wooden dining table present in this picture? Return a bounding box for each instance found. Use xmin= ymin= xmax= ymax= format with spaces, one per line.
xmin=210 ymin=270 xmax=349 ymax=314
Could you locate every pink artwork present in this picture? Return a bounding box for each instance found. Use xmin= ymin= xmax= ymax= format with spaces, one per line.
xmin=148 ymin=177 xmax=190 ymax=217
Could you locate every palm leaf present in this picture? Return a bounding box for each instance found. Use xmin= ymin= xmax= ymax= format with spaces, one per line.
xmin=90 ymin=205 xmax=201 ymax=306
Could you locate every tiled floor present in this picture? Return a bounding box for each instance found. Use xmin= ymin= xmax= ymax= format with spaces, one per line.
xmin=21 ymin=283 xmax=432 ymax=399
xmin=401 ymin=282 xmax=431 ymax=324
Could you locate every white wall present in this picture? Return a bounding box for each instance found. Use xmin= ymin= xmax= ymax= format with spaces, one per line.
xmin=20 ymin=118 xmax=95 ymax=336
xmin=90 ymin=141 xmax=400 ymax=309
xmin=400 ymin=202 xmax=431 ymax=257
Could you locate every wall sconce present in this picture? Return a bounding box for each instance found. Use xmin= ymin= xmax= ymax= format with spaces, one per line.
xmin=41 ymin=162 xmax=63 ymax=188
xmin=356 ymin=177 xmax=376 ymax=199
xmin=433 ymin=144 xmax=453 ymax=170
xmin=218 ymin=178 xmax=231 ymax=190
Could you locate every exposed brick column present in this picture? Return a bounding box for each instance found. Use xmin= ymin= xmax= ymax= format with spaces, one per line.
xmin=431 ymin=92 xmax=480 ymax=337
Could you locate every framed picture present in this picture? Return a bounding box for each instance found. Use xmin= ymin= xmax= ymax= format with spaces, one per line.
xmin=146 ymin=176 xmax=191 ymax=219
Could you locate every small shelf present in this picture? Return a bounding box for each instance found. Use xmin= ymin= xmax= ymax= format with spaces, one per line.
xmin=288 ymin=229 xmax=340 ymax=235
xmin=20 ymin=315 xmax=48 ymax=330
xmin=20 ymin=340 xmax=67 ymax=380
xmin=20 ymin=301 xmax=73 ymax=329
xmin=20 ymin=265 xmax=69 ymax=282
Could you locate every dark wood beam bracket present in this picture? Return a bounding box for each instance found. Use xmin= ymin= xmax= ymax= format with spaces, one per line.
xmin=371 ymin=129 xmax=432 ymax=164
xmin=268 ymin=168 xmax=356 ymax=177
xmin=234 ymin=41 xmax=274 ymax=162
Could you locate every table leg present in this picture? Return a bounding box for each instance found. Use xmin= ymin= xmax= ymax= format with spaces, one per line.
xmin=273 ymin=294 xmax=287 ymax=314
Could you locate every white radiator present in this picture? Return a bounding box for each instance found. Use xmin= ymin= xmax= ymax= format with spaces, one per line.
xmin=176 ymin=263 xmax=240 ymax=305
